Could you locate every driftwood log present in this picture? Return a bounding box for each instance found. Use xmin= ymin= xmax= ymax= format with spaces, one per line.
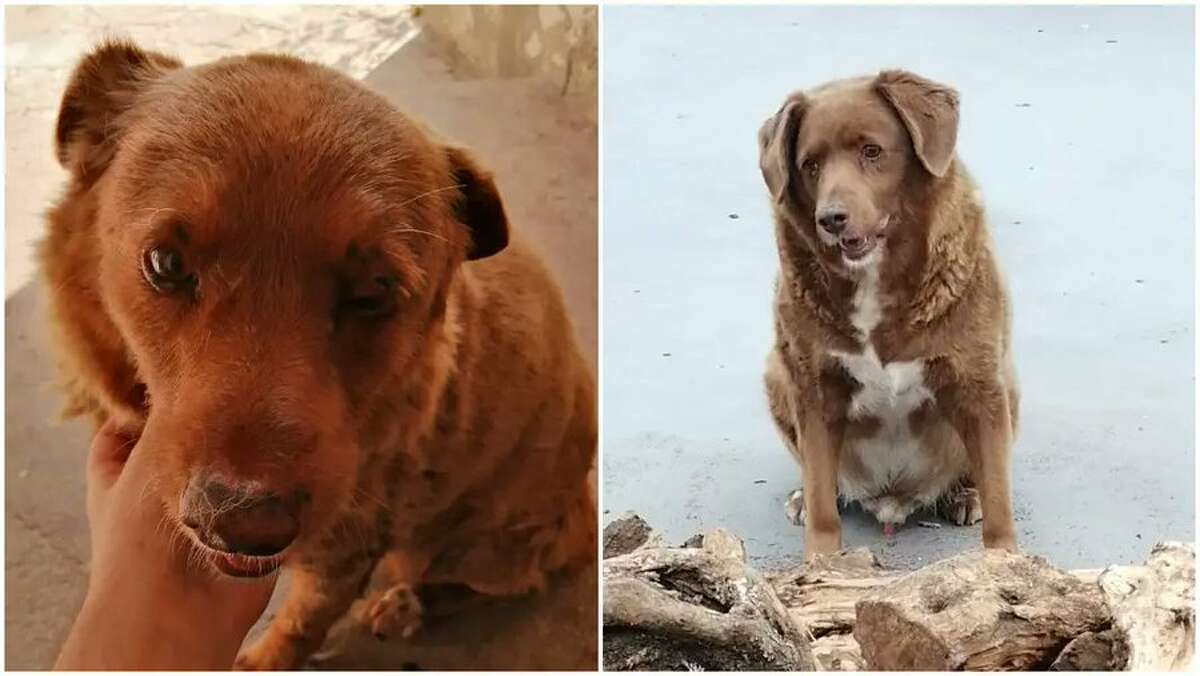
xmin=602 ymin=520 xmax=816 ymax=670
xmin=769 ymin=548 xmax=899 ymax=670
xmin=603 ymin=511 xmax=661 ymax=559
xmin=853 ymin=550 xmax=1112 ymax=670
xmin=1096 ymin=542 xmax=1195 ymax=671
xmin=603 ymin=513 xmax=1195 ymax=671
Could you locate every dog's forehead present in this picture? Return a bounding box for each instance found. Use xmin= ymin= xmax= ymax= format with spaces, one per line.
xmin=116 ymin=59 xmax=453 ymax=258
xmin=807 ymin=75 xmax=874 ymax=98
xmin=800 ymin=79 xmax=903 ymax=145
xmin=126 ymin=57 xmax=444 ymax=192
xmin=122 ymin=170 xmax=441 ymax=264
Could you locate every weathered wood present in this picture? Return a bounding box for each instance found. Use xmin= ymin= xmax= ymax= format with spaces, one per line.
xmin=1050 ymin=629 xmax=1127 ymax=671
xmin=811 ymin=632 xmax=867 ymax=671
xmin=1097 ymin=541 xmax=1194 ymax=670
xmin=770 ymin=548 xmax=900 ymax=640
xmin=768 ymin=550 xmax=1127 ymax=672
xmin=602 ymin=528 xmax=816 ymax=671
xmin=603 ymin=511 xmax=660 ymax=559
xmin=767 ymin=548 xmax=893 ymax=670
xmin=854 ymin=550 xmax=1111 ymax=670
xmin=601 ymin=514 xmax=1194 ymax=672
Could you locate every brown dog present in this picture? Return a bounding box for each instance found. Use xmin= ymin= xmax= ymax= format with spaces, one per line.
xmin=41 ymin=40 xmax=596 ymax=668
xmin=758 ymin=70 xmax=1018 ymax=558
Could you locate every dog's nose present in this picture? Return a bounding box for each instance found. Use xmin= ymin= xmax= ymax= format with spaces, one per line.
xmin=817 ymin=207 xmax=849 ymax=234
xmin=181 ymin=478 xmax=301 ymax=557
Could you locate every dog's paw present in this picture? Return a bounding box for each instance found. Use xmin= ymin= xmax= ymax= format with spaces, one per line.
xmin=232 ymin=653 xmax=264 ymax=671
xmin=234 ymin=640 xmax=297 ymax=671
xmin=360 ymin=584 xmax=423 ymax=641
xmin=784 ymin=488 xmax=806 ymax=525
xmin=940 ymin=486 xmax=984 ymax=526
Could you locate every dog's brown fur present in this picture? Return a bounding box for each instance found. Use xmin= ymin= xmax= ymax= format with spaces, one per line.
xmin=758 ymin=70 xmax=1018 ymax=558
xmin=42 ymin=41 xmax=595 ymax=669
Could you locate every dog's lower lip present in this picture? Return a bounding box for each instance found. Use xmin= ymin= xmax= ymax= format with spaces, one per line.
xmin=212 ymin=552 xmax=281 ymax=578
xmin=181 ymin=524 xmax=288 ymax=578
xmin=840 ymin=238 xmax=875 ymax=260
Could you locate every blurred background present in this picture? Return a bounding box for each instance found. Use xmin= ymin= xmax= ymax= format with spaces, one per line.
xmin=5 ymin=4 xmax=597 ymax=669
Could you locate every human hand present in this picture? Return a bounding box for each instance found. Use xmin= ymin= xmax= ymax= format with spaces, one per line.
xmin=56 ymin=419 xmax=278 ymax=669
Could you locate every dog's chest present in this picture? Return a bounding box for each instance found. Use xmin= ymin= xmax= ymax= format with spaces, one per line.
xmin=835 ymin=351 xmax=931 ymax=422
xmin=829 ymin=268 xmax=935 ymax=495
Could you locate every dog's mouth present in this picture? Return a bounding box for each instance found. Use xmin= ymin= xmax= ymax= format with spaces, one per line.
xmin=180 ymin=526 xmax=285 ymax=579
xmin=211 ymin=551 xmax=283 ymax=578
xmin=839 ymin=234 xmax=878 ymax=261
xmin=838 ymin=215 xmax=890 ymax=263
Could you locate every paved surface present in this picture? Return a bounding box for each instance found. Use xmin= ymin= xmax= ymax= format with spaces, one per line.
xmin=5 ymin=5 xmax=596 ymax=670
xmin=602 ymin=5 xmax=1195 ymax=572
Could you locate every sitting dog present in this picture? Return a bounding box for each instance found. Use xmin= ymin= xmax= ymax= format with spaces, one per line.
xmin=41 ymin=40 xmax=596 ymax=668
xmin=758 ymin=70 xmax=1018 ymax=557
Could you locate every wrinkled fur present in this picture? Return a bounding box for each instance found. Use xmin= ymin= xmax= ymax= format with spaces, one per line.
xmin=758 ymin=70 xmax=1018 ymax=558
xmin=41 ymin=40 xmax=595 ymax=668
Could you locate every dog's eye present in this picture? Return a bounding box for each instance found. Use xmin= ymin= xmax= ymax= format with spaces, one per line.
xmin=339 ymin=275 xmax=397 ymax=320
xmin=141 ymin=246 xmax=194 ymax=293
xmin=802 ymin=159 xmax=819 ymax=175
xmin=862 ymin=144 xmax=883 ymax=159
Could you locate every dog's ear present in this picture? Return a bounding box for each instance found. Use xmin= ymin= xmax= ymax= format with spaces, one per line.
xmin=875 ymin=70 xmax=960 ymax=178
xmin=758 ymin=92 xmax=808 ymax=208
xmin=55 ymin=40 xmax=181 ymax=182
xmin=444 ymin=146 xmax=510 ymax=261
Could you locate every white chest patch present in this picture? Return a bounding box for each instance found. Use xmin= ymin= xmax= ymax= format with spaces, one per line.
xmin=829 ymin=265 xmax=936 ymax=503
xmin=846 ymin=266 xmax=883 ymax=340
xmin=834 ymin=350 xmax=931 ymax=421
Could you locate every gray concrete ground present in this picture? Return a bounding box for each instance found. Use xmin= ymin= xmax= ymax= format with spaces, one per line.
xmin=602 ymin=5 xmax=1195 ymax=572
xmin=5 ymin=5 xmax=596 ymax=670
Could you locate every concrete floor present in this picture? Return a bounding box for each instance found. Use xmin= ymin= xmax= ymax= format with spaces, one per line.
xmin=5 ymin=6 xmax=596 ymax=670
xmin=601 ymin=5 xmax=1195 ymax=572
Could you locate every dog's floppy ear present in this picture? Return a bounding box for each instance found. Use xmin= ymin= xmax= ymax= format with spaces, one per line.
xmin=875 ymin=70 xmax=960 ymax=178
xmin=55 ymin=39 xmax=181 ymax=182
xmin=758 ymin=92 xmax=808 ymax=208
xmin=444 ymin=146 xmax=510 ymax=261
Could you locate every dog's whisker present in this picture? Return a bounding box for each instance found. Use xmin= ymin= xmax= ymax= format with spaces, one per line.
xmin=390 ymin=225 xmax=450 ymax=245
xmin=126 ymin=206 xmax=180 ymax=220
xmin=352 ymin=487 xmax=396 ymax=516
xmin=394 ymin=184 xmax=463 ymax=209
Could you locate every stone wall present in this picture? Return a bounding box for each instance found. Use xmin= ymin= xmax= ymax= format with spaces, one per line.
xmin=416 ymin=5 xmax=597 ymax=97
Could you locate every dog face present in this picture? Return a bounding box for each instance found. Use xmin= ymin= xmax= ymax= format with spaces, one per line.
xmin=53 ymin=42 xmax=509 ymax=576
xmin=758 ymin=70 xmax=959 ymax=271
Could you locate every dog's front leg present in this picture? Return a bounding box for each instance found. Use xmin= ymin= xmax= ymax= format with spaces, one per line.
xmin=799 ymin=405 xmax=844 ymax=558
xmin=235 ymin=555 xmax=375 ymax=670
xmin=952 ymin=388 xmax=1017 ymax=552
